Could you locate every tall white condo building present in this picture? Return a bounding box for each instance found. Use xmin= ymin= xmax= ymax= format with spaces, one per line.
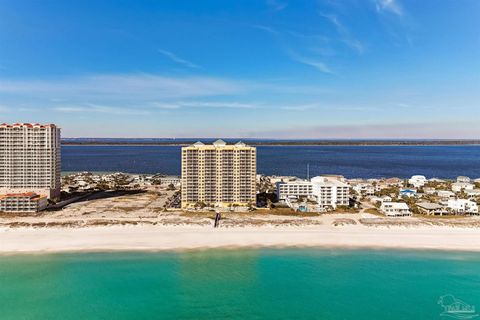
xmin=0 ymin=123 xmax=61 ymax=199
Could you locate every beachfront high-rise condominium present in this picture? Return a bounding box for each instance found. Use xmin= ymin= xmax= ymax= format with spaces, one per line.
xmin=181 ymin=140 xmax=256 ymax=208
xmin=0 ymin=123 xmax=61 ymax=199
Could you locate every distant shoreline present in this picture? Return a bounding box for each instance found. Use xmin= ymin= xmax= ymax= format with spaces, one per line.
xmin=61 ymin=140 xmax=480 ymax=147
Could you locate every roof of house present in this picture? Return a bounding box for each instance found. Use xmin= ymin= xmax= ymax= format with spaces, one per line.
xmin=382 ymin=202 xmax=410 ymax=209
xmin=410 ymin=175 xmax=426 ymax=180
xmin=417 ymin=202 xmax=443 ymax=210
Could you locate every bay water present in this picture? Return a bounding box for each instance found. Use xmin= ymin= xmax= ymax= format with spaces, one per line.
xmin=62 ymin=145 xmax=480 ymax=179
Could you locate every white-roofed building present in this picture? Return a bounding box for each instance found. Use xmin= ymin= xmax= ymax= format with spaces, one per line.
xmin=447 ymin=199 xmax=478 ymax=214
xmin=408 ymin=175 xmax=427 ymax=188
xmin=380 ymin=202 xmax=412 ymax=217
xmin=452 ymin=182 xmax=474 ymax=193
xmin=465 ymin=189 xmax=480 ymax=199
xmin=277 ymin=176 xmax=350 ymax=209
xmin=437 ymin=190 xmax=455 ymax=199
xmin=456 ymin=176 xmax=471 ymax=183
xmin=352 ymin=183 xmax=375 ymax=196
xmin=416 ymin=202 xmax=445 ymax=215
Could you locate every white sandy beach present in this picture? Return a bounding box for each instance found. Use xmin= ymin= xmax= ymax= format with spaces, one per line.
xmin=2 ymin=223 xmax=480 ymax=253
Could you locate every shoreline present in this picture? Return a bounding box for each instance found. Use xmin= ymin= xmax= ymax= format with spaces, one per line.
xmin=2 ymin=224 xmax=480 ymax=254
xmin=61 ymin=142 xmax=480 ymax=147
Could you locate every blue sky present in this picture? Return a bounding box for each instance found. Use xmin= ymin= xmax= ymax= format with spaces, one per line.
xmin=0 ymin=0 xmax=479 ymax=138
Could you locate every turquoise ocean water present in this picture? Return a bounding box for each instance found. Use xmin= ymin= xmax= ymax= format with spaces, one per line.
xmin=1 ymin=249 xmax=479 ymax=320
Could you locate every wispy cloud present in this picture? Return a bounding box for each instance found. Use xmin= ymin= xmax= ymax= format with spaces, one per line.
xmin=0 ymin=104 xmax=41 ymax=113
xmin=54 ymin=104 xmax=151 ymax=116
xmin=279 ymin=103 xmax=383 ymax=112
xmin=319 ymin=12 xmax=365 ymax=54
xmin=252 ymin=24 xmax=279 ymax=35
xmin=177 ymin=101 xmax=260 ymax=109
xmin=289 ymin=54 xmax=333 ymax=74
xmin=152 ymin=101 xmax=261 ymax=110
xmin=252 ymin=121 xmax=480 ymax=139
xmin=0 ymin=74 xmax=251 ymax=117
xmin=0 ymin=74 xmax=243 ymax=100
xmin=375 ymin=0 xmax=403 ymax=17
xmin=157 ymin=49 xmax=200 ymax=69
xmin=266 ymin=0 xmax=287 ymax=11
xmin=279 ymin=104 xmax=318 ymax=111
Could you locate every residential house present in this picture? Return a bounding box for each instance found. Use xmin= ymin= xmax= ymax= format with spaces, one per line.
xmin=437 ymin=190 xmax=455 ymax=199
xmin=452 ymin=182 xmax=475 ymax=193
xmin=457 ymin=176 xmax=471 ymax=183
xmin=465 ymin=189 xmax=480 ymax=199
xmin=416 ymin=202 xmax=445 ymax=215
xmin=380 ymin=202 xmax=412 ymax=217
xmin=408 ymin=175 xmax=427 ymax=188
xmin=447 ymin=199 xmax=479 ymax=214
xmin=352 ymin=183 xmax=375 ymax=196
xmin=400 ymin=189 xmax=417 ymax=198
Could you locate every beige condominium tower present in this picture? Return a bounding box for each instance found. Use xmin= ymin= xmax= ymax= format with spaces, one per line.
xmin=181 ymin=139 xmax=257 ymax=209
xmin=0 ymin=123 xmax=61 ymax=199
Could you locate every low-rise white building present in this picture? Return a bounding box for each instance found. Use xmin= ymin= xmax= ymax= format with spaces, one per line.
xmin=352 ymin=183 xmax=375 ymax=196
xmin=277 ymin=176 xmax=350 ymax=209
xmin=0 ymin=193 xmax=48 ymax=213
xmin=276 ymin=180 xmax=313 ymax=199
xmin=437 ymin=190 xmax=455 ymax=199
xmin=465 ymin=189 xmax=480 ymax=199
xmin=269 ymin=176 xmax=298 ymax=184
xmin=155 ymin=175 xmax=181 ymax=186
xmin=423 ymin=187 xmax=437 ymax=195
xmin=416 ymin=202 xmax=445 ymax=215
xmin=452 ymin=182 xmax=475 ymax=193
xmin=408 ymin=175 xmax=427 ymax=188
xmin=447 ymin=199 xmax=478 ymax=214
xmin=400 ymin=189 xmax=417 ymax=198
xmin=457 ymin=176 xmax=471 ymax=183
xmin=380 ymin=202 xmax=412 ymax=217
xmin=369 ymin=195 xmax=392 ymax=205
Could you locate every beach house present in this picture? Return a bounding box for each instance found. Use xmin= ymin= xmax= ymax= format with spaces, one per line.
xmin=416 ymin=202 xmax=445 ymax=215
xmin=452 ymin=182 xmax=475 ymax=193
xmin=408 ymin=175 xmax=427 ymax=188
xmin=380 ymin=202 xmax=412 ymax=217
xmin=447 ymin=199 xmax=479 ymax=214
xmin=400 ymin=189 xmax=417 ymax=198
